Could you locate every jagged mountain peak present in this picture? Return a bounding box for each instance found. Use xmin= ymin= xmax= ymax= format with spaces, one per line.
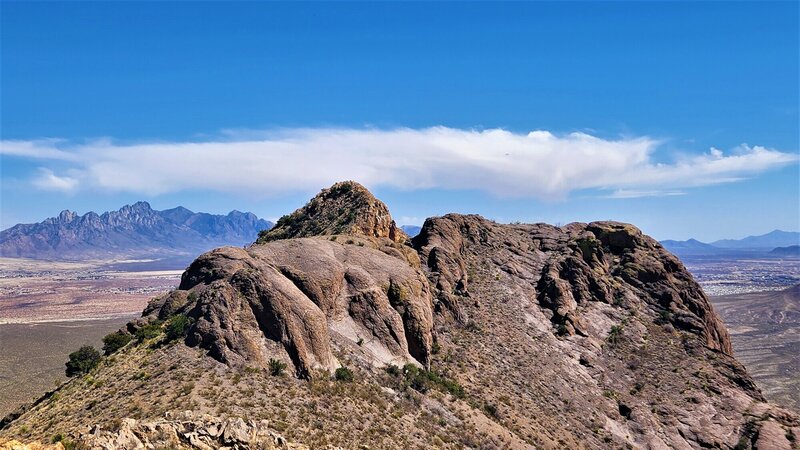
xmin=256 ymin=181 xmax=406 ymax=243
xmin=0 ymin=203 xmax=273 ymax=260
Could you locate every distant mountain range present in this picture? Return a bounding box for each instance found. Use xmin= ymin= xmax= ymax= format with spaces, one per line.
xmin=0 ymin=202 xmax=273 ymax=261
xmin=771 ymin=245 xmax=800 ymax=257
xmin=662 ymin=230 xmax=800 ymax=257
xmin=400 ymin=225 xmax=422 ymax=237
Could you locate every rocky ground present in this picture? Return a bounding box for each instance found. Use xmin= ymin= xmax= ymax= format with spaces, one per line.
xmin=2 ymin=182 xmax=798 ymax=449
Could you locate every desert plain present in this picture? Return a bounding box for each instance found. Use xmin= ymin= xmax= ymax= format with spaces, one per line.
xmin=0 ymin=257 xmax=182 ymax=417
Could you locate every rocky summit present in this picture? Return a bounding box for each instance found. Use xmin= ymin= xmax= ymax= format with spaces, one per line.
xmin=257 ymin=181 xmax=406 ymax=243
xmin=1 ymin=181 xmax=798 ymax=449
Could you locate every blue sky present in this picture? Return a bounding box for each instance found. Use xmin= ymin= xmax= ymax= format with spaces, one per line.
xmin=1 ymin=1 xmax=798 ymax=241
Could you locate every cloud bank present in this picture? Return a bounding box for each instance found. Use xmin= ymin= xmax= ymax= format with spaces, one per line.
xmin=1 ymin=127 xmax=796 ymax=199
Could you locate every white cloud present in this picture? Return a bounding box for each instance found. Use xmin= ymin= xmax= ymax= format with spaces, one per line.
xmin=0 ymin=139 xmax=79 ymax=161
xmin=605 ymin=189 xmax=687 ymax=199
xmin=1 ymin=127 xmax=797 ymax=199
xmin=31 ymin=168 xmax=79 ymax=192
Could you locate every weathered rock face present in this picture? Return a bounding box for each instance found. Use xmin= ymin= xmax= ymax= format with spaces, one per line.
xmin=77 ymin=412 xmax=313 ymax=450
xmin=412 ymin=214 xmax=798 ymax=449
xmin=143 ymin=238 xmax=434 ymax=377
xmin=414 ymin=215 xmax=732 ymax=354
xmin=4 ymin=182 xmax=799 ymax=449
xmin=256 ymin=181 xmax=406 ymax=243
xmin=0 ymin=440 xmax=64 ymax=450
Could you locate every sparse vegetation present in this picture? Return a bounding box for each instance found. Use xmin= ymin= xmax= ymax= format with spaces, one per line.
xmin=465 ymin=320 xmax=481 ymax=332
xmin=101 ymin=331 xmax=132 ymax=355
xmin=400 ymin=364 xmax=465 ymax=398
xmin=65 ymin=345 xmax=101 ymax=377
xmin=135 ymin=321 xmax=163 ymax=343
xmin=606 ymin=325 xmax=624 ymax=346
xmin=385 ymin=364 xmax=401 ymax=377
xmin=51 ymin=433 xmax=73 ymax=447
xmin=656 ymin=310 xmax=673 ymax=325
xmin=269 ymin=358 xmax=287 ymax=376
xmin=335 ymin=366 xmax=354 ymax=382
xmin=165 ymin=314 xmax=192 ymax=342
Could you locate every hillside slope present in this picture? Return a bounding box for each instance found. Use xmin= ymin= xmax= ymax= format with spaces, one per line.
xmin=2 ymin=181 xmax=797 ymax=449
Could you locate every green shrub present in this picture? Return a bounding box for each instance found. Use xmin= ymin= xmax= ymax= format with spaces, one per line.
xmin=656 ymin=310 xmax=672 ymax=325
xmin=401 ymin=363 xmax=465 ymax=398
xmin=101 ymin=331 xmax=132 ymax=355
xmin=269 ymin=358 xmax=287 ymax=376
xmin=135 ymin=321 xmax=163 ymax=343
xmin=385 ymin=364 xmax=401 ymax=377
xmin=165 ymin=314 xmax=192 ymax=342
xmin=65 ymin=346 xmax=101 ymax=377
xmin=335 ymin=366 xmax=354 ymax=382
xmin=607 ymin=325 xmax=624 ymax=345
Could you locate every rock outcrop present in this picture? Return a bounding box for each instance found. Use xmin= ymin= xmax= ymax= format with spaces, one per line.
xmin=3 ymin=182 xmax=798 ymax=449
xmin=0 ymin=441 xmax=65 ymax=450
xmin=142 ymin=238 xmax=434 ymax=377
xmin=257 ymin=181 xmax=406 ymax=243
xmin=77 ymin=412 xmax=313 ymax=450
xmin=414 ymin=216 xmax=732 ymax=353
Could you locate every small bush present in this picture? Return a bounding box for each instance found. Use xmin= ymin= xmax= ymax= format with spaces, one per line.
xmin=165 ymin=314 xmax=192 ymax=342
xmin=465 ymin=320 xmax=481 ymax=332
xmin=606 ymin=325 xmax=624 ymax=346
xmin=65 ymin=345 xmax=101 ymax=377
xmin=135 ymin=321 xmax=163 ymax=343
xmin=101 ymin=331 xmax=132 ymax=355
xmin=269 ymin=358 xmax=287 ymax=376
xmin=401 ymin=364 xmax=465 ymax=398
xmin=656 ymin=310 xmax=672 ymax=325
xmin=385 ymin=364 xmax=401 ymax=377
xmin=335 ymin=366 xmax=354 ymax=382
xmin=62 ymin=440 xmax=76 ymax=450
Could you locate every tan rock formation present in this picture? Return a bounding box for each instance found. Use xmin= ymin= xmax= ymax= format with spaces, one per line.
xmin=256 ymin=181 xmax=407 ymax=243
xmin=3 ymin=182 xmax=798 ymax=449
xmin=141 ymin=238 xmax=434 ymax=377
xmin=77 ymin=412 xmax=314 ymax=450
